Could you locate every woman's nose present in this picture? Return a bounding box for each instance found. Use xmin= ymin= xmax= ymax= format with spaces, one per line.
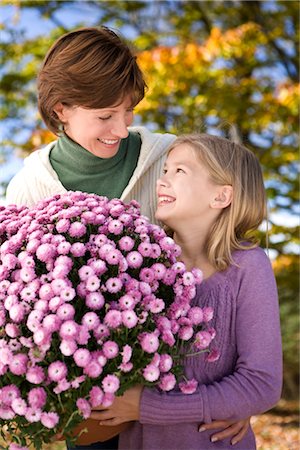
xmin=111 ymin=122 xmax=129 ymax=139
xmin=111 ymin=118 xmax=130 ymax=138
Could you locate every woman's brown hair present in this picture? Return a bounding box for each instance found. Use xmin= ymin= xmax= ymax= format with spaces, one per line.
xmin=37 ymin=27 xmax=147 ymax=135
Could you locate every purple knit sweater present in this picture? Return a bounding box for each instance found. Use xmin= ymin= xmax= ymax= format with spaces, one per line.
xmin=119 ymin=247 xmax=282 ymax=450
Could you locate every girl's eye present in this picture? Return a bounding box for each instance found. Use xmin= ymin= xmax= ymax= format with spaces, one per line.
xmin=176 ymin=168 xmax=185 ymax=173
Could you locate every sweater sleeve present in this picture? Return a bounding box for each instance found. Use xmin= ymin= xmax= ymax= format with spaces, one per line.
xmin=140 ymin=248 xmax=283 ymax=424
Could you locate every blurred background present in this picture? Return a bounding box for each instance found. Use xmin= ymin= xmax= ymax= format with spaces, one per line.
xmin=0 ymin=0 xmax=299 ymax=449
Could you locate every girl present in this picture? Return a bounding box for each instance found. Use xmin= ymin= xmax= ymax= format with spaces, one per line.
xmin=90 ymin=133 xmax=282 ymax=449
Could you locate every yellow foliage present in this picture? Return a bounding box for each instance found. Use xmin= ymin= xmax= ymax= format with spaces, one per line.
xmin=137 ymin=22 xmax=267 ymax=85
xmin=277 ymin=83 xmax=300 ymax=109
xmin=272 ymin=254 xmax=297 ymax=273
xmin=205 ymin=23 xmax=266 ymax=60
xmin=18 ymin=129 xmax=56 ymax=157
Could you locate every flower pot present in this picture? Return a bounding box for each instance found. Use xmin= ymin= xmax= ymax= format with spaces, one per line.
xmin=71 ymin=418 xmax=130 ymax=445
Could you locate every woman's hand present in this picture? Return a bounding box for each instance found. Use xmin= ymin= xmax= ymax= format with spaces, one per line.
xmin=199 ymin=418 xmax=250 ymax=445
xmin=89 ymin=385 xmax=143 ymax=426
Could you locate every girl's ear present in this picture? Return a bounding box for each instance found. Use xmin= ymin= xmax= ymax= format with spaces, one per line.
xmin=211 ymin=185 xmax=233 ymax=209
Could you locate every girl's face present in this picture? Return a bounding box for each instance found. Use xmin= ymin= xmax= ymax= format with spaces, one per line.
xmin=155 ymin=144 xmax=219 ymax=229
xmin=54 ymin=96 xmax=134 ymax=158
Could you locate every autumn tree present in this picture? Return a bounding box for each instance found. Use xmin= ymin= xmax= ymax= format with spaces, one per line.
xmin=1 ymin=0 xmax=299 ymax=398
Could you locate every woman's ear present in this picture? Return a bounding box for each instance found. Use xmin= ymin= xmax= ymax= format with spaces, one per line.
xmin=53 ymin=102 xmax=66 ymax=122
xmin=211 ymin=185 xmax=233 ymax=209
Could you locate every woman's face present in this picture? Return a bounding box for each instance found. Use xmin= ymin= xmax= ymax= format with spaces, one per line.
xmin=54 ymin=96 xmax=134 ymax=158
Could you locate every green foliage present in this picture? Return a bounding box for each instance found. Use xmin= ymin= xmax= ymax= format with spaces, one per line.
xmin=1 ymin=0 xmax=299 ymax=399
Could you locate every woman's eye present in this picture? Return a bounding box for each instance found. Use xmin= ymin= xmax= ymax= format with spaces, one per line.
xmin=98 ymin=116 xmax=111 ymax=121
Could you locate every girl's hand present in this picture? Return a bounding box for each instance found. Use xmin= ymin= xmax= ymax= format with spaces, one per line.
xmin=199 ymin=418 xmax=250 ymax=445
xmin=89 ymin=385 xmax=143 ymax=426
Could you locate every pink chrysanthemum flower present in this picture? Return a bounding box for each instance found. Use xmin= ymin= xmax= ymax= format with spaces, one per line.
xmin=159 ymin=373 xmax=176 ymax=391
xmin=104 ymin=310 xmax=122 ymax=329
xmin=159 ymin=354 xmax=173 ymax=373
xmin=26 ymin=366 xmax=45 ymax=384
xmin=84 ymin=360 xmax=103 ymax=378
xmin=70 ymin=242 xmax=86 ymax=257
xmin=85 ymin=275 xmax=100 ymax=292
xmin=59 ymin=320 xmax=78 ymax=340
xmin=69 ymin=221 xmax=87 ymax=238
xmin=122 ymin=310 xmax=138 ymax=328
xmin=126 ymin=251 xmax=143 ymax=268
xmin=40 ymin=411 xmax=59 ymax=429
xmin=108 ymin=219 xmax=123 ymax=235
xmin=203 ymin=306 xmax=214 ymax=322
xmin=55 ymin=218 xmax=70 ymax=233
xmin=121 ymin=344 xmax=132 ymax=364
xmin=188 ymin=306 xmax=204 ymax=325
xmin=57 ymin=304 xmax=75 ymax=321
xmin=0 ymin=406 xmax=15 ymax=420
xmin=78 ymin=265 xmax=95 ymax=281
xmin=57 ymin=241 xmax=72 ymax=255
xmin=82 ymin=312 xmax=100 ymax=330
xmin=206 ymin=348 xmax=220 ymax=363
xmin=118 ymin=236 xmax=135 ymax=252
xmin=137 ymin=242 xmax=153 ymax=257
xmin=9 ymin=354 xmax=28 ymax=376
xmin=148 ymin=298 xmax=165 ymax=314
xmin=143 ymin=364 xmax=160 ymax=382
xmin=60 ymin=286 xmax=76 ymax=302
xmin=86 ymin=292 xmax=105 ymax=310
xmin=36 ymin=243 xmax=56 ymax=262
xmin=178 ymin=326 xmax=194 ymax=341
xmin=42 ymin=314 xmax=61 ymax=332
xmin=73 ymin=348 xmax=92 ymax=368
xmin=76 ymin=398 xmax=91 ymax=419
xmin=28 ymin=387 xmax=47 ymax=409
xmin=11 ymin=398 xmax=27 ymax=416
xmin=102 ymin=374 xmax=120 ymax=394
xmin=118 ymin=294 xmax=135 ymax=310
xmin=9 ymin=303 xmax=25 ymax=323
xmin=53 ymin=378 xmax=71 ymax=394
xmin=139 ymin=332 xmax=160 ymax=354
xmin=179 ymin=378 xmax=198 ymax=394
xmin=60 ymin=339 xmax=77 ymax=357
xmin=48 ymin=361 xmax=68 ymax=382
xmin=106 ymin=277 xmax=122 ymax=293
xmin=102 ymin=340 xmax=119 ymax=359
xmin=5 ymin=323 xmax=20 ymax=338
xmin=25 ymin=407 xmax=42 ymax=423
xmin=194 ymin=330 xmax=213 ymax=350
xmin=89 ymin=386 xmax=104 ymax=407
xmin=1 ymin=385 xmax=21 ymax=406
xmin=76 ymin=325 xmax=91 ymax=345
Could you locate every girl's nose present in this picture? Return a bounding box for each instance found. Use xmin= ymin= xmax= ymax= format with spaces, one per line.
xmin=156 ymin=175 xmax=167 ymax=188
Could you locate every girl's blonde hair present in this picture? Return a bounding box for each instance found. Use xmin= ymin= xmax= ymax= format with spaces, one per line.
xmin=168 ymin=134 xmax=267 ymax=271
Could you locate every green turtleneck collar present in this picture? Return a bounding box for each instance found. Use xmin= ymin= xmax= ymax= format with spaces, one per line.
xmin=49 ymin=132 xmax=141 ymax=199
